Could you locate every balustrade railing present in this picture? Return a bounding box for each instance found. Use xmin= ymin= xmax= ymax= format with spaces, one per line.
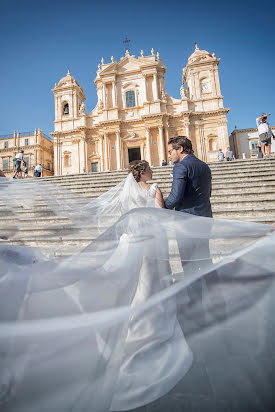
xmin=0 ymin=131 xmax=52 ymax=141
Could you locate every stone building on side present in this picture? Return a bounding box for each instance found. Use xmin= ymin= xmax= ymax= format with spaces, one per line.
xmin=51 ymin=45 xmax=230 ymax=175
xmin=0 ymin=129 xmax=54 ymax=177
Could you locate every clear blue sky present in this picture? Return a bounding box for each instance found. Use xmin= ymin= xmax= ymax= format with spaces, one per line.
xmin=0 ymin=0 xmax=274 ymax=137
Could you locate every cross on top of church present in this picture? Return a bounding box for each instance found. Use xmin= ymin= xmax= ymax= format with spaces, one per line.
xmin=123 ymin=36 xmax=131 ymax=53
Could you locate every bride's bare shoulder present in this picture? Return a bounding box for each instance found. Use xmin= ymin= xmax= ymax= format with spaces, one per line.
xmin=138 ymin=182 xmax=150 ymax=191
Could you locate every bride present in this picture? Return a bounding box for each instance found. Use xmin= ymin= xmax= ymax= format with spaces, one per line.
xmin=107 ymin=160 xmax=193 ymax=411
xmin=0 ymin=161 xmax=275 ymax=412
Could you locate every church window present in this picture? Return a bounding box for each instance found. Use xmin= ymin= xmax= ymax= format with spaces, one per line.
xmin=3 ymin=159 xmax=8 ymax=170
xmin=25 ymin=138 xmax=29 ymax=146
xmin=251 ymin=141 xmax=258 ymax=152
xmin=4 ymin=141 xmax=8 ymax=149
xmin=126 ymin=91 xmax=136 ymax=108
xmin=63 ymin=103 xmax=69 ymax=115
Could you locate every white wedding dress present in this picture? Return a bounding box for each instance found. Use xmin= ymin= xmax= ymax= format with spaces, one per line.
xmin=0 ymin=174 xmax=275 ymax=412
xmin=107 ymin=180 xmax=192 ymax=411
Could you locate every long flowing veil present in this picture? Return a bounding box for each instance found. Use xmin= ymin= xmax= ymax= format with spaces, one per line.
xmin=0 ymin=176 xmax=275 ymax=412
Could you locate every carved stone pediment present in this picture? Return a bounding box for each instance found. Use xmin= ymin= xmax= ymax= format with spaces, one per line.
xmin=117 ymin=57 xmax=140 ymax=74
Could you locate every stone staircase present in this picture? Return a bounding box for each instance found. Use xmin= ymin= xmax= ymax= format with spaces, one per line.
xmin=1 ymin=158 xmax=275 ymax=256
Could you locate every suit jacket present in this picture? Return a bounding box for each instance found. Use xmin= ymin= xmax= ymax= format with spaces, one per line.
xmin=165 ymin=154 xmax=212 ymax=217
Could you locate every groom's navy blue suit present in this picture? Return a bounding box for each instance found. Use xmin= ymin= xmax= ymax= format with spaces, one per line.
xmin=165 ymin=154 xmax=225 ymax=329
xmin=165 ymin=154 xmax=212 ymax=217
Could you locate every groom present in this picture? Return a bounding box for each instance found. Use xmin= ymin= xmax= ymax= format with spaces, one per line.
xmin=165 ymin=136 xmax=225 ymax=329
xmin=165 ymin=136 xmax=212 ymax=217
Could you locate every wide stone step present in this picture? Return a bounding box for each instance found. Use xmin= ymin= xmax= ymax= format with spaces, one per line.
xmin=211 ymin=193 xmax=275 ymax=202
xmin=0 ymin=225 xmax=78 ymax=238
xmin=213 ymin=215 xmax=275 ymax=224
xmin=212 ymin=199 xmax=275 ymax=208
xmin=40 ymin=166 xmax=275 ymax=183
xmin=0 ymin=237 xmax=93 ymax=248
xmin=211 ymin=181 xmax=275 ymax=190
xmin=41 ymin=172 xmax=275 ymax=187
xmin=0 ymin=210 xmax=57 ymax=218
xmin=0 ymin=216 xmax=71 ymax=225
xmin=212 ymin=205 xmax=275 ymax=216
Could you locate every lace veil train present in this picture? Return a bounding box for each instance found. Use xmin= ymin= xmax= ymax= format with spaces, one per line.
xmin=0 ymin=175 xmax=275 ymax=411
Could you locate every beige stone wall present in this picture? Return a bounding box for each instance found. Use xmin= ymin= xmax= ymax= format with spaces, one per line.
xmin=0 ymin=131 xmax=54 ymax=177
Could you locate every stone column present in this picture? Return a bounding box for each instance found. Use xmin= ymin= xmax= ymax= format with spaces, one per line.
xmin=120 ymin=141 xmax=125 ymax=169
xmin=112 ymin=82 xmax=117 ymax=107
xmin=143 ymin=74 xmax=148 ymax=102
xmin=102 ymin=83 xmax=107 ymax=109
xmin=195 ymin=73 xmax=201 ymax=100
xmin=104 ymin=133 xmax=108 ymax=170
xmin=116 ymin=131 xmax=121 ymax=169
xmin=165 ymin=126 xmax=170 ymax=148
xmin=198 ymin=120 xmax=207 ymax=161
xmin=79 ymin=138 xmax=86 ymax=173
xmin=140 ymin=142 xmax=144 ymax=160
xmin=214 ymin=69 xmax=221 ymax=95
xmin=146 ymin=128 xmax=151 ymax=165
xmin=153 ymin=73 xmax=158 ymax=101
xmin=35 ymin=149 xmax=38 ymax=166
xmin=158 ymin=126 xmax=165 ymax=165
xmin=184 ymin=120 xmax=190 ymax=137
xmin=54 ymin=139 xmax=58 ymax=175
xmin=99 ymin=135 xmax=104 ymax=171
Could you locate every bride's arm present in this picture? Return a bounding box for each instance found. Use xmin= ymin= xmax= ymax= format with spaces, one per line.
xmin=155 ymin=187 xmax=165 ymax=208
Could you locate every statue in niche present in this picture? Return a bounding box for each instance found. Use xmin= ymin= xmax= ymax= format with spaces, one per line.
xmin=98 ymin=99 xmax=103 ymax=109
xmin=180 ymin=85 xmax=187 ymax=99
xmin=136 ymin=89 xmax=139 ymax=106
xmin=79 ymin=102 xmax=86 ymax=115
xmin=161 ymin=89 xmax=167 ymax=103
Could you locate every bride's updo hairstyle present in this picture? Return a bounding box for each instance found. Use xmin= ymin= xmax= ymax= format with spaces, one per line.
xmin=128 ymin=160 xmax=149 ymax=182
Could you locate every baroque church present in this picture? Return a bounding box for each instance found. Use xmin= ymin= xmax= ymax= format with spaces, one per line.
xmin=51 ymin=44 xmax=230 ymax=175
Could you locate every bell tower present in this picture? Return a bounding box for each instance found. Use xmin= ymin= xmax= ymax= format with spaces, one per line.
xmin=182 ymin=44 xmax=230 ymax=161
xmin=182 ymin=43 xmax=224 ymax=112
xmin=52 ymin=69 xmax=86 ymax=132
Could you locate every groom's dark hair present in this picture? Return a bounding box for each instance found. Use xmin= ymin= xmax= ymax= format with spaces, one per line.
xmin=168 ymin=136 xmax=194 ymax=154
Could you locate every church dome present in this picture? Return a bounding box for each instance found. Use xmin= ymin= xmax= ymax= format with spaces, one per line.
xmin=58 ymin=69 xmax=79 ymax=87
xmin=188 ymin=44 xmax=212 ymax=63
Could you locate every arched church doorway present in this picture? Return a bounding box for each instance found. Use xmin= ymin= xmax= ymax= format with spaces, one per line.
xmin=128 ymin=147 xmax=141 ymax=163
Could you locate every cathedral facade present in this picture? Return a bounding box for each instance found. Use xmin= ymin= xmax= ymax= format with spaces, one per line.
xmin=51 ymin=45 xmax=230 ymax=175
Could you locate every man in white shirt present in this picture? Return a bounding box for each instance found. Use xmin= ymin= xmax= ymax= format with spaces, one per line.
xmin=13 ymin=150 xmax=24 ymax=179
xmin=256 ymin=113 xmax=273 ymax=157
xmin=34 ymin=163 xmax=43 ymax=177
